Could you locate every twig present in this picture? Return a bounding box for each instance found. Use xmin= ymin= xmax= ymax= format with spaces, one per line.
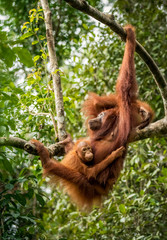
xmin=30 ymin=112 xmax=50 ymax=116
xmin=41 ymin=0 xmax=67 ymax=140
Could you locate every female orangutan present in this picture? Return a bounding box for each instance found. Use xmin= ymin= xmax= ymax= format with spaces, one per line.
xmin=31 ymin=25 xmax=154 ymax=210
xmin=82 ymin=25 xmax=154 ymax=191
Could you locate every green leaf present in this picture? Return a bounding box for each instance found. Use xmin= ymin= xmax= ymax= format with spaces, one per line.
xmin=73 ymin=38 xmax=78 ymax=43
xmin=27 ymin=188 xmax=34 ymax=199
xmin=89 ymin=25 xmax=96 ymax=31
xmin=119 ymin=204 xmax=126 ymax=214
xmin=89 ymin=37 xmax=94 ymax=42
xmin=140 ymin=190 xmax=144 ymax=196
xmin=21 ymin=26 xmax=27 ymax=31
xmin=20 ymin=31 xmax=34 ymax=40
xmin=20 ymin=216 xmax=36 ymax=223
xmin=9 ymin=82 xmax=15 ymax=89
xmin=42 ymin=53 xmax=47 ymax=59
xmin=21 ymin=22 xmax=30 ymax=31
xmin=36 ymin=194 xmax=45 ymax=206
xmin=0 ymin=44 xmax=16 ymax=67
xmin=0 ymin=31 xmax=7 ymax=41
xmin=11 ymin=213 xmax=20 ymax=218
xmin=0 ymin=126 xmax=7 ymax=135
xmin=29 ymin=8 xmax=37 ymax=14
xmin=33 ymin=55 xmax=40 ymax=62
xmin=83 ymin=23 xmax=88 ymax=30
xmin=39 ymin=35 xmax=46 ymax=40
xmin=37 ymin=98 xmax=45 ymax=103
xmin=19 ymin=167 xmax=29 ymax=177
xmin=63 ymin=96 xmax=70 ymax=102
xmin=13 ymin=47 xmax=33 ymax=67
xmin=162 ymin=167 xmax=167 ymax=176
xmin=34 ymin=28 xmax=39 ymax=32
xmin=14 ymin=193 xmax=26 ymax=206
xmin=32 ymin=40 xmax=39 ymax=45
xmin=5 ymin=183 xmax=14 ymax=190
xmin=52 ymin=69 xmax=60 ymax=74
xmin=1 ymin=157 xmax=14 ymax=174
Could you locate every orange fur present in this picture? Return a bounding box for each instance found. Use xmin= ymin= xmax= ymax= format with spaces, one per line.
xmin=82 ymin=25 xmax=154 ymax=187
xmin=30 ymin=25 xmax=154 ymax=210
xmin=31 ymin=139 xmax=124 ymax=210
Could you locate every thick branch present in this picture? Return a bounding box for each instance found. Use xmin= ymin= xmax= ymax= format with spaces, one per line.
xmin=0 ymin=137 xmax=64 ymax=157
xmin=1 ymin=118 xmax=167 ymax=156
xmin=64 ymin=0 xmax=167 ymax=114
xmin=129 ymin=117 xmax=167 ymax=142
xmin=41 ymin=0 xmax=67 ymax=140
xmin=0 ymin=137 xmax=27 ymax=149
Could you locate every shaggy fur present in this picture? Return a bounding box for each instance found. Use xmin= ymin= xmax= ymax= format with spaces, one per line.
xmin=31 ymin=139 xmax=124 ymax=210
xmin=82 ymin=25 xmax=154 ymax=189
xmin=31 ymin=25 xmax=154 ymax=210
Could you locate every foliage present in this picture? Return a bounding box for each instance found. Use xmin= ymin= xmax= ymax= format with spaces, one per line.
xmin=0 ymin=0 xmax=167 ymax=239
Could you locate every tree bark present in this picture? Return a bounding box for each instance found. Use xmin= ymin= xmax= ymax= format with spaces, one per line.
xmin=41 ymin=0 xmax=67 ymax=140
xmin=0 ymin=137 xmax=65 ymax=157
xmin=1 ymin=117 xmax=167 ymax=158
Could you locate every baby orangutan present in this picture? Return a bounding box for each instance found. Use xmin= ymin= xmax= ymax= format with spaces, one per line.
xmin=75 ymin=140 xmax=125 ymax=182
xmin=30 ymin=139 xmax=125 ymax=209
xmin=75 ymin=140 xmax=126 ymax=195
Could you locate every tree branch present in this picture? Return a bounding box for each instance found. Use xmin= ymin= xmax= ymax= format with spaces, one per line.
xmin=64 ymin=0 xmax=167 ymax=114
xmin=0 ymin=137 xmax=65 ymax=157
xmin=0 ymin=137 xmax=27 ymax=149
xmin=129 ymin=118 xmax=167 ymax=142
xmin=1 ymin=118 xmax=167 ymax=157
xmin=41 ymin=0 xmax=67 ymax=140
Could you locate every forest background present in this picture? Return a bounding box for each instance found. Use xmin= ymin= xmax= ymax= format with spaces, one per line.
xmin=0 ymin=0 xmax=167 ymax=239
